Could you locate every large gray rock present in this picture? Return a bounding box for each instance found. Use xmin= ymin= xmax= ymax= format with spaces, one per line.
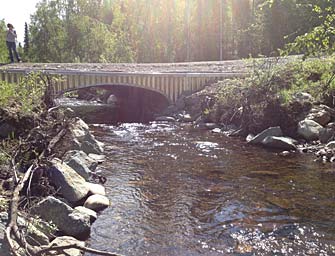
xmin=63 ymin=150 xmax=98 ymax=171
xmin=248 ymin=126 xmax=283 ymax=144
xmin=33 ymin=197 xmax=91 ymax=240
xmin=84 ymin=195 xmax=110 ymax=211
xmin=261 ymin=136 xmax=297 ymax=150
xmin=65 ymin=155 xmax=91 ymax=180
xmin=70 ymin=118 xmax=104 ymax=154
xmin=49 ymin=236 xmax=85 ymax=256
xmin=74 ymin=206 xmax=97 ymax=223
xmin=87 ymin=182 xmax=106 ymax=196
xmin=49 ymin=158 xmax=90 ymax=202
xmin=298 ymin=119 xmax=323 ymax=141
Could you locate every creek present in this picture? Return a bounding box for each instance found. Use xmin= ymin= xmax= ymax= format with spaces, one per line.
xmin=85 ymin=122 xmax=335 ymax=255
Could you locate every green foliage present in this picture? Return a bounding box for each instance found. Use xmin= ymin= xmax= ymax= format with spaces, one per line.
xmin=214 ymin=55 xmax=335 ymax=133
xmin=0 ymin=72 xmax=46 ymax=115
xmin=0 ymin=19 xmax=8 ymax=63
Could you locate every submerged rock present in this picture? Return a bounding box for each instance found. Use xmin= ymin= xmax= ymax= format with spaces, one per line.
xmin=248 ymin=126 xmax=283 ymax=144
xmin=261 ymin=136 xmax=297 ymax=151
xmin=155 ymin=116 xmax=176 ymax=122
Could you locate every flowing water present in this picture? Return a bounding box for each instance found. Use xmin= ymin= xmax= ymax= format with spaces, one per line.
xmin=86 ymin=122 xmax=335 ymax=256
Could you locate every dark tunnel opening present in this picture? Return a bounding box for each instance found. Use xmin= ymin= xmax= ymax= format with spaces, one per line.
xmin=59 ymin=84 xmax=170 ymax=124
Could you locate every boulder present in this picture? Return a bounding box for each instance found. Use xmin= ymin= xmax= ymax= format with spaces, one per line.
xmin=32 ymin=197 xmax=91 ymax=240
xmin=88 ymin=153 xmax=105 ymax=163
xmin=70 ymin=118 xmax=104 ymax=155
xmin=65 ymin=156 xmax=91 ymax=181
xmin=261 ymin=136 xmax=297 ymax=151
xmin=248 ymin=126 xmax=283 ymax=144
xmin=84 ymin=195 xmax=110 ymax=211
xmin=155 ymin=116 xmax=176 ymax=122
xmin=307 ymin=105 xmax=332 ymax=126
xmin=106 ymin=94 xmax=118 ymax=105
xmin=87 ymin=182 xmax=106 ymax=196
xmin=297 ymin=119 xmax=323 ymax=141
xmin=49 ymin=158 xmax=90 ymax=202
xmin=178 ymin=113 xmax=193 ymax=122
xmin=63 ymin=150 xmax=98 ymax=171
xmin=49 ymin=236 xmax=85 ymax=256
xmin=293 ymin=92 xmax=314 ymax=103
xmin=74 ymin=206 xmax=97 ymax=223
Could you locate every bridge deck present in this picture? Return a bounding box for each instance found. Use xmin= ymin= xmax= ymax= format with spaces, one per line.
xmin=0 ymin=60 xmax=250 ymax=75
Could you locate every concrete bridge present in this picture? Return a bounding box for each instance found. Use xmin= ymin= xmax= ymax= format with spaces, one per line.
xmin=0 ymin=60 xmax=250 ymax=103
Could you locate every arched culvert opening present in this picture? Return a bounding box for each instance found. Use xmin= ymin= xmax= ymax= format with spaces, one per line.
xmin=57 ymin=84 xmax=170 ymax=124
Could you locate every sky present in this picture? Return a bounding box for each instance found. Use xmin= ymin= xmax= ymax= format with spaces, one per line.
xmin=0 ymin=0 xmax=40 ymax=44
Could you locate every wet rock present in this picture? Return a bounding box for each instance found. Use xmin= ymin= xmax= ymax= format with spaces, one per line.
xmin=70 ymin=118 xmax=104 ymax=154
xmin=178 ymin=113 xmax=194 ymax=122
xmin=248 ymin=126 xmax=283 ymax=144
xmin=246 ymin=134 xmax=254 ymax=143
xmin=64 ymin=150 xmax=98 ymax=171
xmin=32 ymin=197 xmax=91 ymax=240
xmin=81 ymin=140 xmax=104 ymax=155
xmin=261 ymin=136 xmax=297 ymax=151
xmin=49 ymin=158 xmax=90 ymax=203
xmin=211 ymin=128 xmax=222 ymax=133
xmin=84 ymin=194 xmax=110 ymax=211
xmin=279 ymin=151 xmax=291 ymax=157
xmin=88 ymin=153 xmax=105 ymax=163
xmin=48 ymin=236 xmax=85 ymax=256
xmin=155 ymin=116 xmax=176 ymax=122
xmin=65 ymin=155 xmax=91 ymax=181
xmin=87 ymin=182 xmax=106 ymax=196
xmin=74 ymin=206 xmax=97 ymax=223
xmin=297 ymin=119 xmax=323 ymax=141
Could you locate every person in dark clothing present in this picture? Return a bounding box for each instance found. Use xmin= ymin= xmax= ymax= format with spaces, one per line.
xmin=6 ymin=23 xmax=21 ymax=63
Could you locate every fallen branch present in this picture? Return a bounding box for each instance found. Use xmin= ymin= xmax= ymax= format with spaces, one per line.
xmin=5 ymin=164 xmax=37 ymax=256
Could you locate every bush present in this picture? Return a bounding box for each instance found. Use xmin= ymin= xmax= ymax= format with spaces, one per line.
xmin=213 ymin=55 xmax=335 ymax=135
xmin=0 ymin=72 xmax=46 ymax=115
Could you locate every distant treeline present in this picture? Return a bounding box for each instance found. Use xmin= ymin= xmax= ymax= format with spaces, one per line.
xmin=1 ymin=0 xmax=334 ymax=63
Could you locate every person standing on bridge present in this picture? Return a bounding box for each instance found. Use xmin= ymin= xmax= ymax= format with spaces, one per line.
xmin=6 ymin=23 xmax=21 ymax=63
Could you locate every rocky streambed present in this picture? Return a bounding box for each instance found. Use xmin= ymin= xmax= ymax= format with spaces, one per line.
xmin=158 ymin=83 xmax=335 ymax=166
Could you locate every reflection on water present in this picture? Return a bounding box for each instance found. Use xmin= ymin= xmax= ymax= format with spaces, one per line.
xmin=86 ymin=122 xmax=335 ymax=256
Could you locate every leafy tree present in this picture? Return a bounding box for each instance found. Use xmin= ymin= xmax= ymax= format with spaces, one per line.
xmin=0 ymin=20 xmax=8 ymax=63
